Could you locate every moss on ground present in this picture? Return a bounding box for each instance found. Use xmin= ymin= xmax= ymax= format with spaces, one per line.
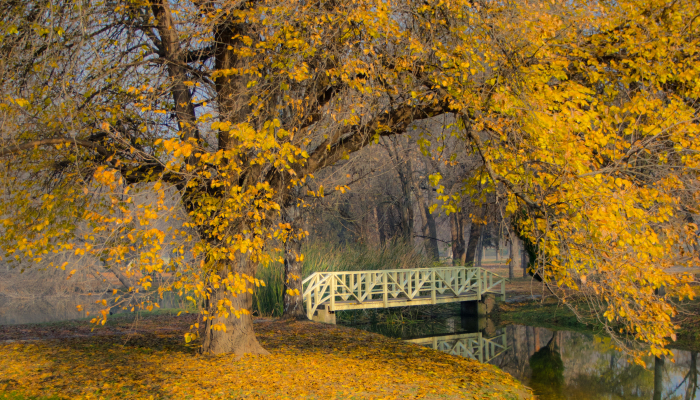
xmin=0 ymin=314 xmax=532 ymax=399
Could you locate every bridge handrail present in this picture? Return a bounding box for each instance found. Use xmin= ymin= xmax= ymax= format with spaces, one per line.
xmin=302 ymin=266 xmax=506 ymax=320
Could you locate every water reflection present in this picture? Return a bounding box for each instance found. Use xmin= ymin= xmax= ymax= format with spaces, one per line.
xmin=406 ymin=332 xmax=507 ymax=363
xmin=0 ymin=293 xmax=185 ymax=325
xmin=353 ymin=316 xmax=700 ymax=400
xmin=489 ymin=325 xmax=699 ymax=400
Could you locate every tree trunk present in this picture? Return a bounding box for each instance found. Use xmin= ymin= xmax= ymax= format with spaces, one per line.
xmin=283 ymin=237 xmax=305 ymax=319
xmin=282 ymin=197 xmax=306 ymax=319
xmin=426 ymin=208 xmax=440 ymax=260
xmin=398 ymin=176 xmax=414 ymax=243
xmin=685 ymin=352 xmax=697 ymax=400
xmin=464 ymin=220 xmax=482 ymax=266
xmin=508 ymin=238 xmax=519 ymax=279
xmin=415 ymin=188 xmax=439 ymax=260
xmin=522 ymin=242 xmax=529 ymax=278
xmin=450 ymin=212 xmax=465 ymax=265
xmin=495 ymin=238 xmax=501 ymax=261
xmin=201 ymin=261 xmax=269 ymax=357
xmin=653 ymin=356 xmax=664 ymax=400
xmin=476 ymin=230 xmax=484 ymax=267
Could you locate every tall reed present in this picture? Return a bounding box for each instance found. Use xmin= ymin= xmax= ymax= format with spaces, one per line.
xmin=253 ymin=240 xmax=436 ymax=317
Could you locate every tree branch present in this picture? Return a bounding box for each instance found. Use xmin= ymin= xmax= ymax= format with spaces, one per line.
xmin=0 ymin=138 xmax=111 ymax=157
xmin=461 ymin=121 xmax=540 ymax=210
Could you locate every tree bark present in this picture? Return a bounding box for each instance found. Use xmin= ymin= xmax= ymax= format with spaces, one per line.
xmin=426 ymin=208 xmax=440 ymax=260
xmin=653 ymin=356 xmax=664 ymax=400
xmin=495 ymin=237 xmax=501 ymax=261
xmin=415 ymin=188 xmax=439 ymax=260
xmin=464 ymin=220 xmax=482 ymax=267
xmin=282 ymin=195 xmax=306 ymax=319
xmin=450 ymin=212 xmax=465 ymax=265
xmin=201 ymin=261 xmax=269 ymax=357
xmin=283 ymin=237 xmax=305 ymax=319
xmin=508 ymin=238 xmax=519 ymax=279
xmin=685 ymin=352 xmax=697 ymax=400
xmin=476 ymin=230 xmax=484 ymax=267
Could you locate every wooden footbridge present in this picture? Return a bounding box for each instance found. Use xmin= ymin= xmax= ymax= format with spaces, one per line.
xmin=302 ymin=266 xmax=506 ymax=323
xmin=407 ymin=332 xmax=508 ymax=363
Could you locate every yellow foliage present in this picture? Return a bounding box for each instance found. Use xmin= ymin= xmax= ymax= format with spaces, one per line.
xmin=0 ymin=317 xmax=531 ymax=399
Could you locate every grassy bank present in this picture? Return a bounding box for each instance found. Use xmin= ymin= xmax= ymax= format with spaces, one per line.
xmin=253 ymin=240 xmax=436 ymax=317
xmin=0 ymin=314 xmax=531 ymax=400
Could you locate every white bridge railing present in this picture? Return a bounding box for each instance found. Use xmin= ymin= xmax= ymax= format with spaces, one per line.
xmin=407 ymin=332 xmax=508 ymax=363
xmin=302 ymin=266 xmax=505 ymax=321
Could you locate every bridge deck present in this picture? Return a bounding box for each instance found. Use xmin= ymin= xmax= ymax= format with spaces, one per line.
xmin=329 ymin=293 xmax=481 ymax=310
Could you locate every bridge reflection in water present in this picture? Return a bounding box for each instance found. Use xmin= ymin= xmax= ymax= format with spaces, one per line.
xmin=406 ymin=332 xmax=508 ymax=363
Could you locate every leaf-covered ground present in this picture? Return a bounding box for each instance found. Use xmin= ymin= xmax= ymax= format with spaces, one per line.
xmin=0 ymin=313 xmax=531 ymax=399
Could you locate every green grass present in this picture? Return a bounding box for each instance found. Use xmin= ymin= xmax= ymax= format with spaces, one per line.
xmin=253 ymin=240 xmax=437 ymax=317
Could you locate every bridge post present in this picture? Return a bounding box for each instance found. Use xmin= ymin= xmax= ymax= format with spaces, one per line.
xmin=460 ymin=293 xmax=496 ymax=316
xmin=311 ymin=304 xmax=336 ymax=324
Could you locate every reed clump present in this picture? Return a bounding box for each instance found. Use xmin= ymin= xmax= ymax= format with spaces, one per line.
xmin=253 ymin=240 xmax=436 ymax=317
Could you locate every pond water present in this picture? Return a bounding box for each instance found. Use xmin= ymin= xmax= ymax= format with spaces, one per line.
xmin=350 ymin=316 xmax=700 ymax=400
xmin=0 ymin=294 xmax=186 ymax=325
xmin=1 ymin=296 xmax=697 ymax=399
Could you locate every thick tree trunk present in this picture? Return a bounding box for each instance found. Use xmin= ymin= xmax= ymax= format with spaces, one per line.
xmin=450 ymin=212 xmax=465 ymax=265
xmin=476 ymin=231 xmax=484 ymax=267
xmin=685 ymin=352 xmax=697 ymax=400
xmin=282 ymin=197 xmax=306 ymax=319
xmin=201 ymin=267 xmax=269 ymax=357
xmin=426 ymin=208 xmax=440 ymax=260
xmin=464 ymin=221 xmax=482 ymax=266
xmin=459 ymin=212 xmax=471 ymax=265
xmin=509 ymin=235 xmax=523 ymax=279
xmin=653 ymin=356 xmax=664 ymax=400
xmin=283 ymin=237 xmax=305 ymax=319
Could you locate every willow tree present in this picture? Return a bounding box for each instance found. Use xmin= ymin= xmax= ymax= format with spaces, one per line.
xmin=1 ymin=0 xmax=698 ymax=361
xmin=427 ymin=0 xmax=700 ymax=360
xmin=0 ymin=0 xmax=460 ymax=355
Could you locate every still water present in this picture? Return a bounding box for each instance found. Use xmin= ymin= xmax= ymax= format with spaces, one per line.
xmin=351 ymin=316 xmax=700 ymax=400
xmin=1 ymin=297 xmax=697 ymax=399
xmin=0 ymin=294 xmax=185 ymax=325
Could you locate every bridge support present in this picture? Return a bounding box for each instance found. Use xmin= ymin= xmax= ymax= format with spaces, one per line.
xmin=460 ymin=293 xmax=496 ymax=316
xmin=311 ymin=304 xmax=336 ymax=324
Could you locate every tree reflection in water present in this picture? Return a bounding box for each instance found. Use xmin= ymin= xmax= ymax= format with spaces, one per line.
xmin=529 ymin=333 xmax=565 ymax=398
xmin=353 ymin=317 xmax=700 ymax=399
xmin=486 ymin=325 xmax=700 ymax=400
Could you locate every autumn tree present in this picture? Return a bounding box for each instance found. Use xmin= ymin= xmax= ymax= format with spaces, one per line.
xmin=0 ymin=0 xmax=462 ymax=355
xmin=426 ymin=0 xmax=700 ymax=359
xmin=1 ymin=0 xmax=698 ymax=362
